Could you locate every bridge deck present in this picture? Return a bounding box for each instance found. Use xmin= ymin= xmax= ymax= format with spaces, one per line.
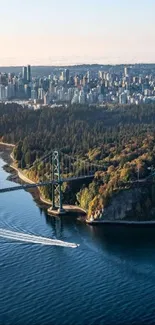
xmin=0 ymin=175 xmax=154 ymax=194
xmin=0 ymin=175 xmax=94 ymax=193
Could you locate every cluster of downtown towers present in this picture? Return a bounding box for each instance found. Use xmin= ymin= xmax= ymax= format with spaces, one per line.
xmin=1 ymin=64 xmax=155 ymax=106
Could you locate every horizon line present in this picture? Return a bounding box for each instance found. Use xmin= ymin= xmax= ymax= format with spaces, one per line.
xmin=0 ymin=62 xmax=155 ymax=68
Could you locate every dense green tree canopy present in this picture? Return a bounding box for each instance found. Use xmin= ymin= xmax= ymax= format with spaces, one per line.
xmin=1 ymin=102 xmax=155 ymax=217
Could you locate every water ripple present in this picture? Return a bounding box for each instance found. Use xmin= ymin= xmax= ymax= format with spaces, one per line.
xmin=1 ymin=156 xmax=155 ymax=324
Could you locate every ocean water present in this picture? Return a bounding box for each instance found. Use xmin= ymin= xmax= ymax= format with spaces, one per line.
xmin=0 ymin=153 xmax=155 ymax=325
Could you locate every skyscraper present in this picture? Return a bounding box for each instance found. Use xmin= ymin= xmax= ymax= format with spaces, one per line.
xmin=0 ymin=84 xmax=6 ymax=101
xmin=86 ymin=70 xmax=90 ymax=83
xmin=124 ymin=66 xmax=129 ymax=77
xmin=65 ymin=69 xmax=69 ymax=83
xmin=22 ymin=66 xmax=27 ymax=81
xmin=27 ymin=65 xmax=31 ymax=82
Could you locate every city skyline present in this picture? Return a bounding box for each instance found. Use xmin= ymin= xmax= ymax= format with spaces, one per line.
xmin=1 ymin=63 xmax=155 ymax=108
xmin=0 ymin=0 xmax=155 ymax=66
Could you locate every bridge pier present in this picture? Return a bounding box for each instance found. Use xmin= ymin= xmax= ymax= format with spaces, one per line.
xmin=51 ymin=180 xmax=66 ymax=215
xmin=1 ymin=149 xmax=96 ymax=216
xmin=48 ymin=206 xmax=67 ymax=216
xmin=50 ymin=150 xmax=67 ymax=216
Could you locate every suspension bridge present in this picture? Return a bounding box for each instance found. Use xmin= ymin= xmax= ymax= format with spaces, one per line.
xmin=1 ymin=149 xmax=155 ymax=215
xmin=0 ymin=150 xmax=105 ymax=215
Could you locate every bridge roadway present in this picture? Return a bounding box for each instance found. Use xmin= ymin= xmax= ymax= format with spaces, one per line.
xmin=0 ymin=175 xmax=154 ymax=194
xmin=0 ymin=175 xmax=94 ymax=194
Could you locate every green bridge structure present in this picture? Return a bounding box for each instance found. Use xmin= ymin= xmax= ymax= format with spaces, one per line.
xmin=1 ymin=150 xmax=155 ymax=215
xmin=0 ymin=150 xmax=104 ymax=214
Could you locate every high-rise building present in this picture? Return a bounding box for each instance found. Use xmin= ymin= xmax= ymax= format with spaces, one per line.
xmin=0 ymin=85 xmax=6 ymax=101
xmin=22 ymin=66 xmax=27 ymax=81
xmin=44 ymin=92 xmax=50 ymax=105
xmin=98 ymin=71 xmax=104 ymax=79
xmin=49 ymin=81 xmax=55 ymax=94
xmin=8 ymin=73 xmax=13 ymax=82
xmin=31 ymin=89 xmax=37 ymax=100
xmin=83 ymin=76 xmax=88 ymax=86
xmin=60 ymin=69 xmax=70 ymax=82
xmin=71 ymin=90 xmax=79 ymax=104
xmin=86 ymin=71 xmax=90 ymax=83
xmin=79 ymin=90 xmax=85 ymax=104
xmin=24 ymin=84 xmax=31 ymax=98
xmin=38 ymin=88 xmax=45 ymax=100
xmin=119 ymin=92 xmax=127 ymax=104
xmin=65 ymin=69 xmax=70 ymax=83
xmin=57 ymin=87 xmax=65 ymax=101
xmin=27 ymin=65 xmax=31 ymax=82
xmin=74 ymin=76 xmax=80 ymax=86
xmin=68 ymin=88 xmax=74 ymax=101
xmin=87 ymin=91 xmax=93 ymax=104
xmin=7 ymin=83 xmax=15 ymax=98
xmin=60 ymin=71 xmax=64 ymax=81
xmin=124 ymin=66 xmax=129 ymax=77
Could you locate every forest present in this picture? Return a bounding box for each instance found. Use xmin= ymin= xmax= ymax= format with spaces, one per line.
xmin=1 ymin=102 xmax=155 ymax=218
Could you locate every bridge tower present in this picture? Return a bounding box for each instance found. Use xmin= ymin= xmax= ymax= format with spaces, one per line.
xmin=51 ymin=150 xmax=66 ymax=214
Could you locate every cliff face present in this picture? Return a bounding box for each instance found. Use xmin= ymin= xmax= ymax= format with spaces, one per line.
xmin=101 ymin=186 xmax=155 ymax=221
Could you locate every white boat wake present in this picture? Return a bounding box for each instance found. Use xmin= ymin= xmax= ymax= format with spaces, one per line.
xmin=0 ymin=228 xmax=79 ymax=248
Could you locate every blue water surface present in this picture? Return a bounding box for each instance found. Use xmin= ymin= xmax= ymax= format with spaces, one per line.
xmin=0 ymin=153 xmax=155 ymax=325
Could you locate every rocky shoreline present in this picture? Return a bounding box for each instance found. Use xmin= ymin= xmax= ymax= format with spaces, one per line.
xmin=87 ymin=184 xmax=155 ymax=224
xmin=86 ymin=219 xmax=155 ymax=225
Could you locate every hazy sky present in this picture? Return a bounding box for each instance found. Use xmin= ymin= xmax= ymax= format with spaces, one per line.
xmin=0 ymin=0 xmax=155 ymax=65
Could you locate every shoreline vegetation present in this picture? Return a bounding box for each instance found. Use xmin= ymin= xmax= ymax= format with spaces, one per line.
xmin=0 ymin=142 xmax=86 ymax=216
xmin=2 ymin=103 xmax=155 ymax=224
xmin=1 ymin=141 xmax=155 ymax=225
